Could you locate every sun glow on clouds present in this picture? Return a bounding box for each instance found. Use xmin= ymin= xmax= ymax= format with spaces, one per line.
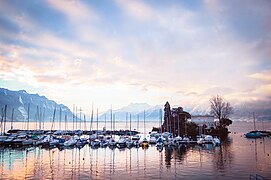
xmin=0 ymin=0 xmax=270 ymax=111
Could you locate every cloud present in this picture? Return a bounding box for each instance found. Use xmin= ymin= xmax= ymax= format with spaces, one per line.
xmin=249 ymin=71 xmax=271 ymax=81
xmin=34 ymin=74 xmax=69 ymax=84
xmin=0 ymin=1 xmax=271 ymax=110
xmin=47 ymin=0 xmax=98 ymax=23
xmin=115 ymin=0 xmax=155 ymax=22
xmin=203 ymin=86 xmax=235 ymax=96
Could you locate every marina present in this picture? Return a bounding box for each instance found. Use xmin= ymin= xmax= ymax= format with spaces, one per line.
xmin=0 ymin=102 xmax=220 ymax=150
xmin=0 ymin=127 xmax=222 ymax=150
xmin=0 ymin=103 xmax=226 ymax=150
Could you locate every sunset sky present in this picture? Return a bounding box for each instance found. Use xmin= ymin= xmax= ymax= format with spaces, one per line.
xmin=0 ymin=0 xmax=270 ymax=112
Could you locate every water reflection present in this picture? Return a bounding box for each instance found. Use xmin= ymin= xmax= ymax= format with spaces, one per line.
xmin=0 ymin=139 xmax=268 ymax=180
xmin=162 ymin=138 xmax=233 ymax=171
xmin=213 ymin=136 xmax=234 ymax=172
xmin=0 ymin=122 xmax=271 ymax=179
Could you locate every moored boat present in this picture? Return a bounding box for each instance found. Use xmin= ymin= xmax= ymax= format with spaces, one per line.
xmin=141 ymin=138 xmax=149 ymax=149
xmin=149 ymin=136 xmax=157 ymax=144
xmin=213 ymin=137 xmax=221 ymax=145
xmin=245 ymin=131 xmax=263 ymax=138
xmin=117 ymin=136 xmax=126 ymax=148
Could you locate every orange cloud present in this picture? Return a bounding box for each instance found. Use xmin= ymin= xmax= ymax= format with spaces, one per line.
xmin=249 ymin=71 xmax=271 ymax=81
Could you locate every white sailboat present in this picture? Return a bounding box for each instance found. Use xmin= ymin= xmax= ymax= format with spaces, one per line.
xmin=141 ymin=110 xmax=149 ymax=148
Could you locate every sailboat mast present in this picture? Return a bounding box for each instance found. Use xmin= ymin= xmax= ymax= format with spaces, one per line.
xmin=84 ymin=114 xmax=86 ymax=131
xmin=158 ymin=110 xmax=160 ymax=133
xmin=96 ymin=108 xmax=98 ymax=133
xmin=11 ymin=108 xmax=14 ymax=130
xmin=90 ymin=103 xmax=93 ymax=132
xmin=39 ymin=107 xmax=42 ymax=130
xmin=0 ymin=108 xmax=2 ymax=134
xmin=144 ymin=110 xmax=146 ymax=138
xmin=113 ymin=114 xmax=115 ymax=138
xmin=110 ymin=105 xmax=113 ymax=136
xmin=1 ymin=107 xmax=4 ymax=134
xmin=72 ymin=104 xmax=75 ymax=131
xmin=65 ymin=113 xmax=67 ymax=131
xmin=51 ymin=104 xmax=56 ymax=131
xmin=137 ymin=114 xmax=139 ymax=132
xmin=130 ymin=114 xmax=132 ymax=136
xmin=35 ymin=105 xmax=38 ymax=130
xmin=3 ymin=105 xmax=7 ymax=134
xmin=75 ymin=106 xmax=78 ymax=130
xmin=126 ymin=112 xmax=128 ymax=132
xmin=104 ymin=113 xmax=107 ymax=131
xmin=27 ymin=103 xmax=30 ymax=131
xmin=42 ymin=107 xmax=45 ymax=131
xmin=253 ymin=112 xmax=256 ymax=131
xmin=160 ymin=109 xmax=163 ymax=133
xmin=59 ymin=107 xmax=62 ymax=130
xmin=79 ymin=107 xmax=82 ymax=130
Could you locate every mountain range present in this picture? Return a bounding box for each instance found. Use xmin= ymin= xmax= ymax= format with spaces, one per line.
xmin=1 ymin=88 xmax=270 ymax=122
xmin=0 ymin=88 xmax=73 ymax=122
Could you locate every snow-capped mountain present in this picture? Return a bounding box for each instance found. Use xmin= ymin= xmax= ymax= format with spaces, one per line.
xmin=1 ymin=87 xmax=270 ymax=123
xmin=231 ymin=100 xmax=271 ymax=121
xmin=0 ymin=88 xmax=73 ymax=122
xmin=100 ymin=101 xmax=271 ymax=122
xmin=100 ymin=103 xmax=163 ymax=121
xmin=114 ymin=103 xmax=153 ymax=114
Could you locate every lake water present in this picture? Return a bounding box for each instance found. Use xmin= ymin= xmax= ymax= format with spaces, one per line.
xmin=0 ymin=121 xmax=270 ymax=179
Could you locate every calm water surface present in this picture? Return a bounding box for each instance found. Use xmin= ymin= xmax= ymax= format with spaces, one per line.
xmin=0 ymin=121 xmax=270 ymax=179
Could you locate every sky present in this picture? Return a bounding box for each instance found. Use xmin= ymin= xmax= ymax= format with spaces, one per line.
xmin=0 ymin=0 xmax=271 ymax=113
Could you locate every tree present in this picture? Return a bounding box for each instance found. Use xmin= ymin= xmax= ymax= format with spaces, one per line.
xmin=220 ymin=118 xmax=232 ymax=128
xmin=210 ymin=95 xmax=233 ymax=122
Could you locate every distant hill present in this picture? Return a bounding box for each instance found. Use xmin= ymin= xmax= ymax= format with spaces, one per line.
xmin=1 ymin=88 xmax=270 ymax=123
xmin=231 ymin=100 xmax=271 ymax=121
xmin=100 ymin=103 xmax=164 ymax=121
xmin=102 ymin=102 xmax=271 ymax=122
xmin=0 ymin=88 xmax=73 ymax=122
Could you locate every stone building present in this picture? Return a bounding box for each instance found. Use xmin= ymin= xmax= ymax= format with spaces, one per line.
xmin=190 ymin=115 xmax=215 ymax=135
xmin=162 ymin=101 xmax=191 ymax=136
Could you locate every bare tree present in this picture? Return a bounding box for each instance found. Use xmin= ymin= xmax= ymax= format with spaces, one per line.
xmin=210 ymin=95 xmax=233 ymax=121
xmin=222 ymin=102 xmax=233 ymax=119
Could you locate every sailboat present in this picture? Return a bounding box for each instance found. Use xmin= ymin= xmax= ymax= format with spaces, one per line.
xmin=141 ymin=110 xmax=149 ymax=149
xmin=91 ymin=108 xmax=101 ymax=147
xmin=22 ymin=103 xmax=34 ymax=146
xmin=64 ymin=136 xmax=77 ymax=147
xmin=54 ymin=107 xmax=63 ymax=135
xmin=89 ymin=104 xmax=96 ymax=141
xmin=126 ymin=114 xmax=134 ymax=148
xmin=156 ymin=136 xmax=163 ymax=151
xmin=0 ymin=105 xmax=8 ymax=146
xmin=132 ymin=114 xmax=140 ymax=145
xmin=245 ymin=113 xmax=264 ymax=138
xmin=10 ymin=108 xmax=14 ymax=131
xmin=4 ymin=111 xmax=18 ymax=147
xmin=108 ymin=106 xmax=116 ymax=148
